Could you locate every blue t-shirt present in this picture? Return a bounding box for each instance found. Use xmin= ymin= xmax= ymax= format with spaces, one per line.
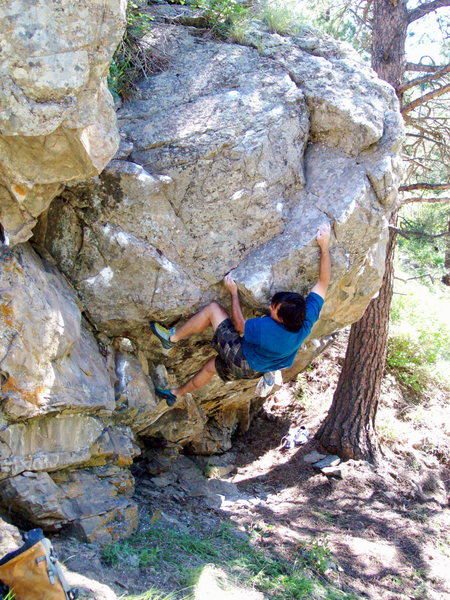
xmin=242 ymin=292 xmax=324 ymax=372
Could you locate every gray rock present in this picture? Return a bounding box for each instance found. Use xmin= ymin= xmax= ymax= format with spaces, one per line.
xmin=0 ymin=467 xmax=138 ymax=544
xmin=0 ymin=9 xmax=404 ymax=536
xmin=320 ymin=466 xmax=343 ymax=478
xmin=38 ymin=17 xmax=403 ymax=454
xmin=0 ymin=0 xmax=126 ymax=246
xmin=204 ymin=494 xmax=224 ymax=510
xmin=0 ymin=514 xmax=22 ymax=558
xmin=303 ymin=451 xmax=327 ymax=464
xmin=151 ymin=475 xmax=174 ymax=488
xmin=313 ymin=455 xmax=342 ymax=469
xmin=0 ymin=245 xmax=115 ymax=424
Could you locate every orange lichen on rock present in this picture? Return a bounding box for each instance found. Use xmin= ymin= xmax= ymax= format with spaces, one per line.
xmin=1 ymin=375 xmax=45 ymax=406
xmin=12 ymin=184 xmax=28 ymax=197
xmin=0 ymin=302 xmax=15 ymax=327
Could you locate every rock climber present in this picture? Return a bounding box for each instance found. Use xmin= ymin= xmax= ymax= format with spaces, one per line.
xmin=150 ymin=222 xmax=331 ymax=406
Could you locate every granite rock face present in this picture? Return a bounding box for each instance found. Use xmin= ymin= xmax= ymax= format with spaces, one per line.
xmin=0 ymin=0 xmax=126 ymax=246
xmin=0 ymin=244 xmax=140 ymax=541
xmin=37 ymin=14 xmax=403 ymax=451
xmin=0 ymin=5 xmax=404 ymax=540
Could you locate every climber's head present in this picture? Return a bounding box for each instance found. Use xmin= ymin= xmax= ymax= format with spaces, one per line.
xmin=270 ymin=291 xmax=306 ymax=333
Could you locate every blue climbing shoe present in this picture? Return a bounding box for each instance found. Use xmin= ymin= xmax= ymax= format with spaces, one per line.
xmin=155 ymin=387 xmax=178 ymax=407
xmin=150 ymin=322 xmax=176 ymax=349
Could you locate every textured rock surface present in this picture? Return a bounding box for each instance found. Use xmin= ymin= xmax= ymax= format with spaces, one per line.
xmin=0 ymin=4 xmax=404 ymax=539
xmin=0 ymin=513 xmax=22 ymax=557
xmin=0 ymin=0 xmax=126 ymax=246
xmin=0 ymin=244 xmax=140 ymax=541
xmin=38 ymin=12 xmax=403 ymax=456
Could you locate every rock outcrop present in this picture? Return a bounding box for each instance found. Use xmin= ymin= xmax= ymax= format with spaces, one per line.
xmin=0 ymin=3 xmax=404 ymax=541
xmin=0 ymin=0 xmax=126 ymax=246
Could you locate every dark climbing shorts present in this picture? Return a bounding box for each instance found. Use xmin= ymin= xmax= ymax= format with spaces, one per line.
xmin=211 ymin=319 xmax=263 ymax=382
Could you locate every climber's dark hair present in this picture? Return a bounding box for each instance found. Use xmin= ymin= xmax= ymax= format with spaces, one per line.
xmin=271 ymin=291 xmax=306 ymax=333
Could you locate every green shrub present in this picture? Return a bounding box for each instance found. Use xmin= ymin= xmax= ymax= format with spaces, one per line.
xmin=108 ymin=1 xmax=156 ymax=100
xmin=386 ymin=334 xmax=432 ymax=393
xmin=197 ymin=0 xmax=249 ymax=37
xmin=397 ymin=202 xmax=449 ymax=280
xmin=262 ymin=0 xmax=305 ymax=35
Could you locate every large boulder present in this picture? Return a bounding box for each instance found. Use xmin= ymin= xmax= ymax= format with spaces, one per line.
xmin=0 ymin=0 xmax=126 ymax=246
xmin=0 ymin=4 xmax=404 ymax=537
xmin=0 ymin=243 xmax=217 ymax=537
xmin=37 ymin=12 xmax=403 ymax=453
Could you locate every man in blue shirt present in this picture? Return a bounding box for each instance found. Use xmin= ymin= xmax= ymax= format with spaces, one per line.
xmin=151 ymin=223 xmax=331 ymax=406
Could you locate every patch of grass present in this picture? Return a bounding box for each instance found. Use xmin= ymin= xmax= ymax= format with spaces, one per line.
xmin=386 ymin=334 xmax=432 ymax=394
xmin=196 ymin=0 xmax=249 ymax=38
xmin=106 ymin=521 xmax=356 ymax=600
xmin=109 ymin=1 xmax=164 ymax=100
xmin=388 ymin=273 xmax=450 ymax=395
xmin=296 ymin=536 xmax=333 ymax=576
xmin=310 ymin=509 xmax=336 ymax=523
xmin=121 ymin=591 xmax=179 ymax=600
xmin=262 ymin=0 xmax=306 ymax=36
xmin=295 ymin=373 xmax=314 ymax=408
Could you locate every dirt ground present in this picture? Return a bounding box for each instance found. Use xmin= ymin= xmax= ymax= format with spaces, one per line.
xmin=54 ymin=334 xmax=450 ymax=600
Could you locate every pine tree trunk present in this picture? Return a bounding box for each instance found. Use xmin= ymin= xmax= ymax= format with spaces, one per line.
xmin=371 ymin=0 xmax=408 ymax=102
xmin=316 ymin=218 xmax=397 ymax=461
xmin=316 ymin=0 xmax=409 ymax=462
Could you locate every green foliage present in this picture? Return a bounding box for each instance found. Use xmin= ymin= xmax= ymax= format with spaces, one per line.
xmin=197 ymin=0 xmax=249 ymax=37
xmin=107 ymin=520 xmax=355 ymax=600
xmin=397 ymin=202 xmax=449 ymax=280
xmin=387 ymin=334 xmax=432 ymax=393
xmin=388 ymin=270 xmax=450 ymax=394
xmin=123 ymin=591 xmax=178 ymax=600
xmin=295 ymin=373 xmax=313 ymax=408
xmin=297 ymin=536 xmax=332 ymax=576
xmin=262 ymin=1 xmax=304 ymax=36
xmin=108 ymin=1 xmax=155 ymax=100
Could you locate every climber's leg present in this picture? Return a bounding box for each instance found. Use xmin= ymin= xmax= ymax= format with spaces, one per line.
xmin=170 ymin=302 xmax=228 ymax=342
xmin=173 ymin=357 xmax=217 ymax=397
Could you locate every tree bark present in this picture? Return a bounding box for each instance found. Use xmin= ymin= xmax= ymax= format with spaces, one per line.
xmin=371 ymin=0 xmax=409 ymax=100
xmin=316 ymin=0 xmax=410 ymax=462
xmin=316 ymin=218 xmax=397 ymax=461
xmin=443 ymin=217 xmax=450 ymax=286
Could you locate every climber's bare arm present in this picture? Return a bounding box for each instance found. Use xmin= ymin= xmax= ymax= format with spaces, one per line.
xmin=224 ymin=274 xmax=245 ymax=334
xmin=311 ymin=223 xmax=331 ymax=300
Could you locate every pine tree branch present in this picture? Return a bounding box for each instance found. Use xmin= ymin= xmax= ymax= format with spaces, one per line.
xmin=400 ymin=182 xmax=450 ymax=192
xmin=402 ymin=82 xmax=450 ymax=115
xmin=399 ymin=63 xmax=450 ymax=93
xmin=389 ymin=226 xmax=450 ymax=239
xmin=406 ymin=62 xmax=446 ymax=73
xmin=395 ymin=273 xmax=435 ymax=283
xmin=401 ymin=196 xmax=450 ymax=204
xmin=406 ymin=132 xmax=446 ymax=146
xmin=408 ymin=0 xmax=450 ymax=24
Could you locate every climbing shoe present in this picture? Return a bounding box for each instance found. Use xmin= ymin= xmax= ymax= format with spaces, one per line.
xmin=150 ymin=322 xmax=176 ymax=349
xmin=155 ymin=387 xmax=178 ymax=407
